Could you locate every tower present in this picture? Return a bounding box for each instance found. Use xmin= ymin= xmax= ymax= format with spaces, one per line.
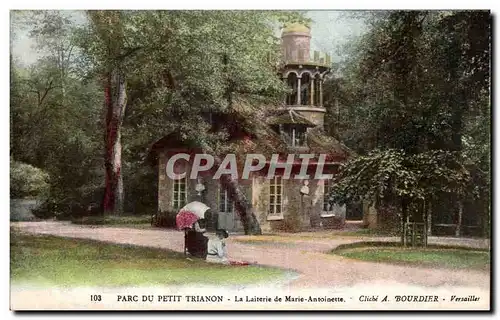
xmin=280 ymin=23 xmax=332 ymax=128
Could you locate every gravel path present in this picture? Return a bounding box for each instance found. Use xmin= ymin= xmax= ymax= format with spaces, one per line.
xmin=11 ymin=221 xmax=490 ymax=290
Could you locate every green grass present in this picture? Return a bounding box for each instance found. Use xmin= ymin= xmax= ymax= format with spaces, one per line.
xmin=332 ymin=242 xmax=490 ymax=270
xmin=10 ymin=231 xmax=287 ymax=287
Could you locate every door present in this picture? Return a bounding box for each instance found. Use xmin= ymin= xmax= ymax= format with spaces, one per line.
xmin=218 ymin=188 xmax=235 ymax=231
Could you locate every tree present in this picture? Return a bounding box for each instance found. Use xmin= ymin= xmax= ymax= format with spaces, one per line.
xmin=324 ymin=10 xmax=491 ymax=237
xmin=94 ymin=10 xmax=307 ymax=233
xmin=11 ymin=11 xmax=103 ymax=218
xmin=330 ymin=149 xmax=470 ymax=242
xmin=82 ymin=11 xmax=133 ymax=215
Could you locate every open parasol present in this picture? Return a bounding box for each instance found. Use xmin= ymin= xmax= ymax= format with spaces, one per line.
xmin=176 ymin=201 xmax=210 ymax=230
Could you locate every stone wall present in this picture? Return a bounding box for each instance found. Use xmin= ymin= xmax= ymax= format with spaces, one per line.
xmin=252 ymin=176 xmax=345 ymax=232
xmin=158 ymin=151 xmax=250 ymax=232
xmin=158 ymin=152 xmax=346 ymax=233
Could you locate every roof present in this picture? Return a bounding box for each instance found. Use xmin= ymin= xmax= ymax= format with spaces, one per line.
xmin=282 ymin=23 xmax=310 ymax=34
xmin=147 ymin=99 xmax=350 ymax=165
xmin=266 ymin=109 xmax=317 ymax=127
xmin=306 ymin=126 xmax=353 ymax=159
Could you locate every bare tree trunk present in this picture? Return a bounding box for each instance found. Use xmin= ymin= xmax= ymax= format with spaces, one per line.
xmin=401 ymin=199 xmax=407 ymax=245
xmin=199 ymin=142 xmax=262 ymax=235
xmin=103 ymin=68 xmax=127 ymax=215
xmin=455 ymin=201 xmax=463 ymax=237
xmin=427 ymin=200 xmax=432 ymax=236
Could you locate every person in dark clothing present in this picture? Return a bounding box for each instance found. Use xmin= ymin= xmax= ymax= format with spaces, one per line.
xmin=185 ymin=219 xmax=208 ymax=258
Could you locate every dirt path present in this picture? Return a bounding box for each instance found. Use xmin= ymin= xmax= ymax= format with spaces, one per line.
xmin=11 ymin=221 xmax=490 ymax=291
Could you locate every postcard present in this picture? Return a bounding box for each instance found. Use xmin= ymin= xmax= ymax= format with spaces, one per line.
xmin=10 ymin=9 xmax=491 ymax=311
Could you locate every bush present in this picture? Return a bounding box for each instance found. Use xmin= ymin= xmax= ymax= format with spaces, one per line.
xmin=151 ymin=211 xmax=177 ymax=228
xmin=10 ymin=161 xmax=50 ymax=199
xmin=71 ymin=215 xmax=153 ymax=225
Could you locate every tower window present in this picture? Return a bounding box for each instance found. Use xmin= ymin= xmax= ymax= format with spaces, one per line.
xmin=286 ymin=73 xmax=298 ymax=105
xmin=314 ymin=75 xmax=321 ymax=106
xmin=300 ymin=73 xmax=311 ymax=105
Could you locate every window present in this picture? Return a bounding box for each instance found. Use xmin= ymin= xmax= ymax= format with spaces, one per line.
xmin=300 ymin=73 xmax=311 ymax=105
xmin=323 ymin=179 xmax=333 ymax=211
xmin=269 ymin=176 xmax=283 ymax=215
xmin=282 ymin=124 xmax=307 ymax=147
xmin=286 ymin=73 xmax=298 ymax=105
xmin=173 ymin=176 xmax=187 ymax=210
xmin=314 ymin=75 xmax=321 ymax=106
xmin=219 ymin=188 xmax=234 ymax=213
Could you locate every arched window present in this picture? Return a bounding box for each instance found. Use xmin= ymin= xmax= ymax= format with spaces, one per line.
xmin=314 ymin=75 xmax=321 ymax=106
xmin=300 ymin=73 xmax=311 ymax=106
xmin=286 ymin=73 xmax=297 ymax=105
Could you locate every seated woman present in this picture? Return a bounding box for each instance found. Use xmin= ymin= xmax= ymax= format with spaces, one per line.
xmin=206 ymin=229 xmax=229 ymax=264
xmin=185 ymin=219 xmax=208 ymax=258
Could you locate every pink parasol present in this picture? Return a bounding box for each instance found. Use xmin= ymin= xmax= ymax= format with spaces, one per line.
xmin=175 ymin=201 xmax=210 ymax=230
xmin=176 ymin=210 xmax=199 ymax=230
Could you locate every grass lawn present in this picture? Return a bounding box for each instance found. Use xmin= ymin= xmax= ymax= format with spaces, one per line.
xmin=333 ymin=243 xmax=490 ymax=270
xmin=10 ymin=231 xmax=287 ymax=287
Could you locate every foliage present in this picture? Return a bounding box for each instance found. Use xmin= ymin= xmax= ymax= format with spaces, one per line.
xmin=10 ymin=10 xmax=489 ymax=236
xmin=151 ymin=211 xmax=178 ymax=228
xmin=10 ymin=160 xmax=50 ymax=199
xmin=330 ymin=149 xmax=470 ymax=206
xmin=12 ymin=10 xmax=308 ymax=222
xmin=71 ymin=215 xmax=152 ymax=226
xmin=324 ymin=11 xmax=490 ymax=237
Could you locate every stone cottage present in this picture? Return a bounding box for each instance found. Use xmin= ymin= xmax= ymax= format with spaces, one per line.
xmin=150 ymin=24 xmax=353 ymax=232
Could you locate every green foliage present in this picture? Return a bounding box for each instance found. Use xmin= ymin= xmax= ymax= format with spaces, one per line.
xmin=330 ymin=149 xmax=470 ymax=206
xmin=71 ymin=215 xmax=152 ymax=226
xmin=151 ymin=211 xmax=178 ymax=228
xmin=14 ymin=10 xmax=310 ymax=220
xmin=324 ymin=11 xmax=490 ymax=236
xmin=10 ymin=161 xmax=50 ymax=199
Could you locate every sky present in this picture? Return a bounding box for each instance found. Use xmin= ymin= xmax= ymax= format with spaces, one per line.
xmin=10 ymin=10 xmax=369 ymax=67
xmin=307 ymin=11 xmax=368 ymax=60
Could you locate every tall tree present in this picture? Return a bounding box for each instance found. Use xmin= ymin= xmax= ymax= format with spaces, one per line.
xmin=84 ymin=11 xmax=130 ymax=215
xmin=325 ymin=10 xmax=491 ymax=238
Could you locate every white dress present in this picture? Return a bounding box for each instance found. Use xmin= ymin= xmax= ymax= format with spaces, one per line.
xmin=206 ymin=238 xmax=229 ymax=264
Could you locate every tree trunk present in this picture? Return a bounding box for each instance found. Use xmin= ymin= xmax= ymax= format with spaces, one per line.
xmin=103 ymin=68 xmax=127 ymax=215
xmin=427 ymin=200 xmax=432 ymax=236
xmin=455 ymin=200 xmax=463 ymax=237
xmin=199 ymin=142 xmax=262 ymax=235
xmin=401 ymin=199 xmax=408 ymax=245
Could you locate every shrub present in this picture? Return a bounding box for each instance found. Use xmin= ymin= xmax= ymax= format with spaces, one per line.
xmin=10 ymin=161 xmax=50 ymax=199
xmin=151 ymin=211 xmax=177 ymax=228
xmin=71 ymin=215 xmax=153 ymax=225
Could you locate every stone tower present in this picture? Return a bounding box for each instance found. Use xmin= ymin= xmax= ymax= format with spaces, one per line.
xmin=280 ymin=23 xmax=332 ymax=128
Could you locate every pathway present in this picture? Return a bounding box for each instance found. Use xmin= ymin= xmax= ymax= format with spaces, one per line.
xmin=11 ymin=221 xmax=490 ymax=290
